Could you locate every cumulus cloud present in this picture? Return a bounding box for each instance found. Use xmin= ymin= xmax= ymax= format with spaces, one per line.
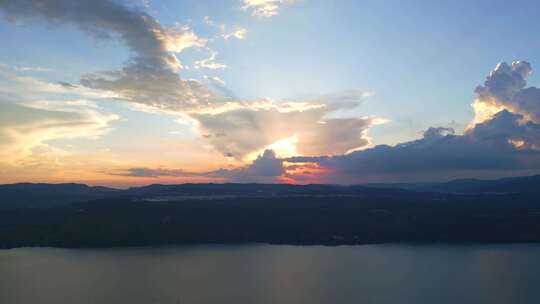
xmin=471 ymin=61 xmax=540 ymax=125
xmin=208 ymin=149 xmax=284 ymax=182
xmin=289 ymin=111 xmax=539 ymax=182
xmin=423 ymin=127 xmax=455 ymax=139
xmin=241 ymin=0 xmax=295 ymax=17
xmin=284 ymin=62 xmax=540 ymax=183
xmin=472 ymin=110 xmax=540 ymax=150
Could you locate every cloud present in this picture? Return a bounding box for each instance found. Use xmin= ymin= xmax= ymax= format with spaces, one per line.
xmin=209 ymin=149 xmax=284 ymax=182
xmin=0 ymin=0 xmax=202 ymax=69
xmin=1 ymin=1 xmax=378 ymax=166
xmin=115 ymin=149 xmax=285 ymax=183
xmin=195 ymin=51 xmax=228 ymax=70
xmin=192 ymin=94 xmax=377 ymax=160
xmin=0 ymin=65 xmax=120 ymax=176
xmin=0 ymin=0 xmax=221 ymax=113
xmin=0 ymin=63 xmax=119 ymax=102
xmin=289 ymin=112 xmax=539 ymax=182
xmin=222 ymin=27 xmax=247 ymax=40
xmin=0 ymin=100 xmax=119 ymax=165
xmin=241 ymin=0 xmax=295 ymax=17
xmin=112 ymin=167 xmax=193 ymax=178
xmin=423 ymin=127 xmax=455 ymax=139
xmin=202 ymin=16 xmax=214 ymax=26
xmin=283 ymin=62 xmax=540 ymax=183
xmin=471 ymin=61 xmax=540 ymax=125
xmin=472 ymin=110 xmax=540 ymax=150
xmin=202 ymin=16 xmax=247 ymax=41
xmin=0 ymin=63 xmax=53 ymax=73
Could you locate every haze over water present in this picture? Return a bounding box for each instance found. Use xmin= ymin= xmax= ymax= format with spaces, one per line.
xmin=1 ymin=244 xmax=539 ymax=304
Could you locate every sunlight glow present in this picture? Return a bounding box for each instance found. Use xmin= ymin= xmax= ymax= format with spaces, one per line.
xmin=469 ymin=99 xmax=506 ymax=128
xmin=245 ymin=135 xmax=299 ymax=161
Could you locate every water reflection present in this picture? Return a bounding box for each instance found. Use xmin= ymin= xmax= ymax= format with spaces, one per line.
xmin=1 ymin=244 xmax=539 ymax=304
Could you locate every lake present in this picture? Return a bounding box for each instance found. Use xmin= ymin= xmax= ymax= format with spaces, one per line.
xmin=1 ymin=244 xmax=539 ymax=303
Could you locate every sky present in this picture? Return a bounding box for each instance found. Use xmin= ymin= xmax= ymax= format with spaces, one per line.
xmin=1 ymin=0 xmax=540 ymax=187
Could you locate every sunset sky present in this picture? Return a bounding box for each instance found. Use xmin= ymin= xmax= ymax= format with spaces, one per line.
xmin=2 ymin=0 xmax=540 ymax=187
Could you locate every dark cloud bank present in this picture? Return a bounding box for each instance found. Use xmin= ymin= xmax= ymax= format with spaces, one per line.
xmin=286 ymin=61 xmax=540 ymax=183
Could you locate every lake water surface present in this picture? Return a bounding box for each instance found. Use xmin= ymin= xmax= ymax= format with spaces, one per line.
xmin=1 ymin=244 xmax=539 ymax=304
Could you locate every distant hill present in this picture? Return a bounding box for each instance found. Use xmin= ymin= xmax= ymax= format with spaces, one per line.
xmin=368 ymin=175 xmax=540 ymax=194
xmin=0 ymin=182 xmax=402 ymax=208
xmin=1 ymin=174 xmax=540 ymax=209
xmin=0 ymin=183 xmax=118 ymax=208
